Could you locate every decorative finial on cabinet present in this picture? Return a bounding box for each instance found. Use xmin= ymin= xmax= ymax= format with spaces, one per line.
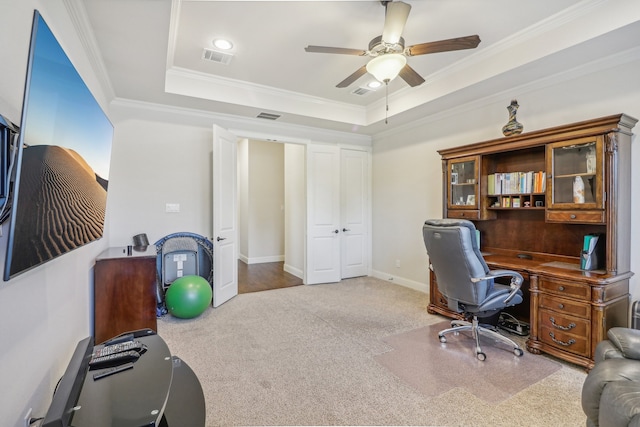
xmin=502 ymin=99 xmax=524 ymax=136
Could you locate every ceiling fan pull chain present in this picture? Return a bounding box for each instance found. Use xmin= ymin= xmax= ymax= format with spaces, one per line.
xmin=385 ymin=82 xmax=389 ymax=124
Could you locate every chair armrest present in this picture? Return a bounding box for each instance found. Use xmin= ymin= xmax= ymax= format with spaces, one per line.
xmin=472 ymin=270 xmax=523 ymax=304
xmin=607 ymin=328 xmax=640 ymax=360
xmin=582 ymin=358 xmax=640 ymax=424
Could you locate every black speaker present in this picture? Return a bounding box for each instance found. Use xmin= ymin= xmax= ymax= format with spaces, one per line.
xmin=133 ymin=233 xmax=150 ymax=251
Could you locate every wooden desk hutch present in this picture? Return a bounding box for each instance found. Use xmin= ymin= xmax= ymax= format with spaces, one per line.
xmin=429 ymin=114 xmax=637 ymax=369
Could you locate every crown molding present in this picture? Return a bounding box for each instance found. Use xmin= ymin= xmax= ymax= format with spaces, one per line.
xmin=110 ymin=97 xmax=372 ymax=147
xmin=374 ymin=44 xmax=640 ymax=142
xmin=63 ymin=0 xmax=115 ymax=102
xmin=165 ymin=66 xmax=368 ymax=126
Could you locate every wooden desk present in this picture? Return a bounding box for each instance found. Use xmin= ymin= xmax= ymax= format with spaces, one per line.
xmin=428 ymin=250 xmax=630 ymax=369
xmin=94 ymin=247 xmax=157 ymax=344
xmin=431 ymin=114 xmax=636 ymax=369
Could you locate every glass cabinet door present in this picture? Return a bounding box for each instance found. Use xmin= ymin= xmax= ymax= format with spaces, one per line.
xmin=448 ymin=156 xmax=479 ymax=209
xmin=546 ymin=137 xmax=603 ymax=209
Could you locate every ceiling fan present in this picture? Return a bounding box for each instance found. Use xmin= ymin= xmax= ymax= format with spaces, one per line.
xmin=304 ymin=0 xmax=481 ymax=88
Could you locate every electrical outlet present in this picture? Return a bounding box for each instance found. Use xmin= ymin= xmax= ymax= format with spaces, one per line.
xmin=23 ymin=408 xmax=32 ymax=427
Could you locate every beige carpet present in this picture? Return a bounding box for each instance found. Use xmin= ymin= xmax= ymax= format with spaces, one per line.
xmin=157 ymin=276 xmax=587 ymax=426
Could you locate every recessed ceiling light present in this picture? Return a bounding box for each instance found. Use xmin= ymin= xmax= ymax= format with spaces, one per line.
xmin=367 ymin=81 xmax=382 ymax=89
xmin=212 ymin=38 xmax=233 ymax=50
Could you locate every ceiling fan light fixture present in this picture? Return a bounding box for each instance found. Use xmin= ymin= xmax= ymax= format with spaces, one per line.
xmin=212 ymin=38 xmax=233 ymax=50
xmin=366 ymin=53 xmax=406 ymax=83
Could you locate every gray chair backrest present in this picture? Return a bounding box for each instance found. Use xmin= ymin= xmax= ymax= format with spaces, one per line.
xmin=155 ymin=232 xmax=214 ymax=287
xmin=423 ymin=219 xmax=492 ymax=309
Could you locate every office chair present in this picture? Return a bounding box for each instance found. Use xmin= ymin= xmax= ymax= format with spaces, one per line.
xmin=154 ymin=232 xmax=213 ymax=307
xmin=422 ymin=219 xmax=525 ymax=361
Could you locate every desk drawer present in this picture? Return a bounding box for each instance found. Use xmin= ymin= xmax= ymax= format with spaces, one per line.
xmin=447 ymin=209 xmax=480 ymax=220
xmin=539 ymin=278 xmax=590 ymax=301
xmin=539 ymin=294 xmax=590 ymax=318
xmin=539 ymin=309 xmax=589 ymax=337
xmin=546 ymin=210 xmax=605 ymax=224
xmin=540 ymin=324 xmax=589 ymax=357
xmin=539 ymin=309 xmax=590 ymax=357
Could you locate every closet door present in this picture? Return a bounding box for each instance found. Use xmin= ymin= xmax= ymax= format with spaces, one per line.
xmin=305 ymin=144 xmax=341 ymax=284
xmin=340 ymin=149 xmax=370 ymax=279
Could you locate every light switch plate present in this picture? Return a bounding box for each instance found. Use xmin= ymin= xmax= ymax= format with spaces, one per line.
xmin=165 ymin=203 xmax=180 ymax=213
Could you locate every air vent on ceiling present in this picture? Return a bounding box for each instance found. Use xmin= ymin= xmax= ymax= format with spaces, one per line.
xmin=257 ymin=112 xmax=281 ymax=120
xmin=201 ymin=48 xmax=234 ymax=65
xmin=352 ymin=87 xmax=374 ymax=96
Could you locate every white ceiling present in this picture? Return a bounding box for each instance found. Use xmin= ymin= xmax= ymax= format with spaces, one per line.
xmin=80 ymin=0 xmax=640 ymax=136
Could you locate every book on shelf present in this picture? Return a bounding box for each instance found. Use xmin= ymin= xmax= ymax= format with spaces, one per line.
xmin=487 ymin=171 xmax=545 ymax=195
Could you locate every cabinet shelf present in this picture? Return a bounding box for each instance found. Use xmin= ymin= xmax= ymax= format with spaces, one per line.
xmin=554 ymin=172 xmax=596 ymax=179
xmin=488 ymin=192 xmax=546 ymax=197
xmin=488 ymin=192 xmax=545 ymax=209
xmin=488 ymin=206 xmax=545 ymax=211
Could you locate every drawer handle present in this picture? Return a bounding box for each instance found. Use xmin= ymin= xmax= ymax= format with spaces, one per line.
xmin=549 ymin=332 xmax=576 ymax=347
xmin=570 ymin=214 xmax=576 ymax=219
xmin=549 ymin=317 xmax=576 ymax=331
xmin=558 ymin=286 xmax=565 ymax=291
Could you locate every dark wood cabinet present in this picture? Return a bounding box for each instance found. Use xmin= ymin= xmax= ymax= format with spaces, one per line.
xmin=429 ymin=114 xmax=637 ymax=369
xmin=94 ymin=247 xmax=158 ymax=344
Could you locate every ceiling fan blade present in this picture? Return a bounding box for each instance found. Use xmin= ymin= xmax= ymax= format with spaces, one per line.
xmin=407 ymin=35 xmax=481 ymax=56
xmin=398 ymin=64 xmax=425 ymax=87
xmin=305 ymin=45 xmax=366 ymax=56
xmin=382 ymin=1 xmax=411 ymax=44
xmin=336 ymin=65 xmax=368 ymax=88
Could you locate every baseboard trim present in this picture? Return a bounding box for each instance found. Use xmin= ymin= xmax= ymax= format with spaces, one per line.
xmin=240 ymin=255 xmax=285 ymax=265
xmin=283 ymin=263 xmax=303 ymax=279
xmin=371 ymin=270 xmax=428 ymax=294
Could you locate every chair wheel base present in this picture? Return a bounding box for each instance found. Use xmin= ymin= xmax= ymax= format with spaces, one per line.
xmin=439 ymin=335 xmax=446 ymax=343
xmin=477 ymin=352 xmax=486 ymax=361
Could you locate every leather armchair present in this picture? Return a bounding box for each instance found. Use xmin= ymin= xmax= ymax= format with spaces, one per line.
xmin=582 ymin=327 xmax=640 ymax=427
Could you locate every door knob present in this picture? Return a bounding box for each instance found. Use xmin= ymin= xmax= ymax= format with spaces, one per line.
xmin=334 ymin=229 xmax=339 ymax=234
xmin=217 ymin=236 xmax=226 ymax=241
xmin=342 ymin=228 xmax=351 ymax=232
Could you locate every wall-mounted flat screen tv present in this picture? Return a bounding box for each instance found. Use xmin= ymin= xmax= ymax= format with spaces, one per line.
xmin=4 ymin=11 xmax=113 ymax=281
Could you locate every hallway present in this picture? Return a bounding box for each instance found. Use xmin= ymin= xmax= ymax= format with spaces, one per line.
xmin=237 ymin=261 xmax=303 ymax=294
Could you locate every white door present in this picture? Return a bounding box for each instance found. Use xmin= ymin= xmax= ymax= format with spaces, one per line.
xmin=340 ymin=149 xmax=370 ymax=279
xmin=305 ymin=144 xmax=341 ymax=284
xmin=212 ymin=125 xmax=238 ymax=307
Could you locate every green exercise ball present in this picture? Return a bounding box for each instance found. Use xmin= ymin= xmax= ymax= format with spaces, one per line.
xmin=165 ymin=275 xmax=212 ymax=319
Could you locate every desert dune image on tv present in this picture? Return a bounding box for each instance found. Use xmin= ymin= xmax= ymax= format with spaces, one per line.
xmin=5 ymin=12 xmax=113 ymax=280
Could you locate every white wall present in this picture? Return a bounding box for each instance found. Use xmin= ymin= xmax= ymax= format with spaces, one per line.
xmin=371 ymin=53 xmax=640 ymax=301
xmin=241 ymin=140 xmax=285 ymax=263
xmin=238 ymin=138 xmax=250 ymax=257
xmin=107 ymin=117 xmax=214 ymax=245
xmin=284 ymin=144 xmax=306 ymax=278
xmin=0 ymin=2 xmax=113 ymax=425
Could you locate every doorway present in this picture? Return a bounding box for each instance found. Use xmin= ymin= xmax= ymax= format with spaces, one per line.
xmin=237 ymin=139 xmax=305 ymax=293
